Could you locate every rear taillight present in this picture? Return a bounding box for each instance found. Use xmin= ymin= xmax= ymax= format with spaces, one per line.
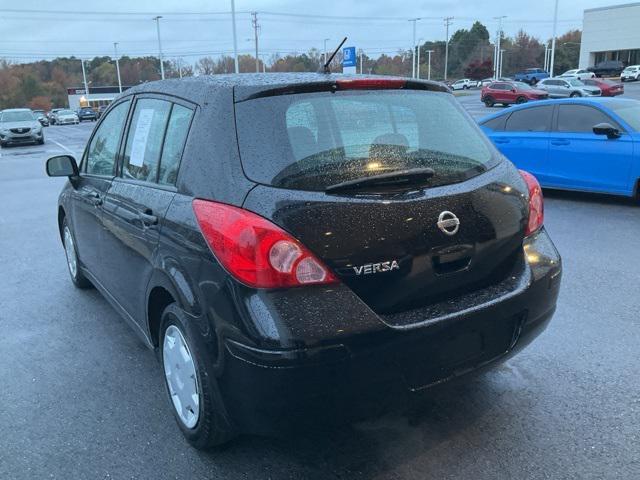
xmin=192 ymin=199 xmax=338 ymax=288
xmin=519 ymin=170 xmax=544 ymax=236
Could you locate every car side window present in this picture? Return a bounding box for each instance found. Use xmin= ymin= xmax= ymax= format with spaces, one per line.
xmin=85 ymin=100 xmax=130 ymax=176
xmin=556 ymin=105 xmax=618 ymax=133
xmin=158 ymin=104 xmax=193 ymax=186
xmin=122 ymin=98 xmax=172 ymax=183
xmin=481 ymin=116 xmax=506 ymax=132
xmin=505 ymin=106 xmax=553 ymax=132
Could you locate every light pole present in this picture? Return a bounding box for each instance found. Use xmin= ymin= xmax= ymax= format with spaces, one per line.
xmin=493 ymin=16 xmax=506 ymax=78
xmin=426 ymin=50 xmax=434 ymax=80
xmin=231 ymin=0 xmax=239 ymax=73
xmin=251 ymin=12 xmax=260 ymax=73
xmin=359 ymin=49 xmax=364 ymax=74
xmin=114 ymin=42 xmax=122 ymax=93
xmin=81 ymin=58 xmax=90 ymax=106
xmin=416 ymin=38 xmax=423 ymax=79
xmin=499 ymin=49 xmax=505 ymax=77
xmin=444 ymin=17 xmax=453 ymax=80
xmin=409 ymin=18 xmax=421 ymax=78
xmin=323 ymin=38 xmax=330 ymax=65
xmin=153 ymin=16 xmax=165 ymax=79
xmin=549 ymin=0 xmax=559 ymax=77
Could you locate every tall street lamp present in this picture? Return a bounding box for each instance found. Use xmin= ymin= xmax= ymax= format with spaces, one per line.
xmin=425 ymin=50 xmax=434 ymax=80
xmin=444 ymin=17 xmax=453 ymax=81
xmin=549 ymin=0 xmax=559 ymax=77
xmin=409 ymin=18 xmax=421 ymax=78
xmin=153 ymin=16 xmax=165 ymax=80
xmin=114 ymin=42 xmax=122 ymax=93
xmin=231 ymin=0 xmax=239 ymax=73
xmin=416 ymin=38 xmax=424 ymax=79
xmin=323 ymin=38 xmax=330 ymax=65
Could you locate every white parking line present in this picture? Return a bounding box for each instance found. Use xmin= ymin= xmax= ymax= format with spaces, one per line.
xmin=50 ymin=139 xmax=76 ymax=155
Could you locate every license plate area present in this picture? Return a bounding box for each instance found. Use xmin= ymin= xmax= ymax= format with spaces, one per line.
xmin=397 ymin=314 xmax=523 ymax=390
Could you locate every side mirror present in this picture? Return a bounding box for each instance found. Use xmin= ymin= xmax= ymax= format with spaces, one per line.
xmin=593 ymin=123 xmax=621 ymax=139
xmin=46 ymin=155 xmax=79 ymax=177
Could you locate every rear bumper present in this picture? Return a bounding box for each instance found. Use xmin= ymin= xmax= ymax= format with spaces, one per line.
xmin=217 ymin=229 xmax=562 ymax=435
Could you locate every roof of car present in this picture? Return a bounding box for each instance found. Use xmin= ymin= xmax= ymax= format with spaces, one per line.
xmin=479 ymin=97 xmax=639 ymax=123
xmin=1 ymin=108 xmax=32 ymax=112
xmin=120 ymin=73 xmax=449 ymax=104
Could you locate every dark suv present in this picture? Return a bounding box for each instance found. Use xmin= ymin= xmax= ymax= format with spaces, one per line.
xmin=46 ymin=74 xmax=561 ymax=449
xmin=588 ymin=60 xmax=625 ymax=77
xmin=77 ymin=107 xmax=97 ymax=122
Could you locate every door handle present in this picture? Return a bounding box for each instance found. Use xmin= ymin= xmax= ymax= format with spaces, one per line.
xmin=87 ymin=191 xmax=103 ymax=206
xmin=551 ymin=139 xmax=570 ymax=146
xmin=493 ymin=138 xmax=510 ymax=144
xmin=138 ymin=211 xmax=158 ymax=226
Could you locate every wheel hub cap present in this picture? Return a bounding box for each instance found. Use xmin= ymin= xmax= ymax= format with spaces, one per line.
xmin=163 ymin=325 xmax=200 ymax=429
xmin=63 ymin=227 xmax=77 ymax=278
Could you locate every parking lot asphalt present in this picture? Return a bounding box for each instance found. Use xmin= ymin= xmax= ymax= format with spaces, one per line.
xmin=1 ymin=99 xmax=639 ymax=479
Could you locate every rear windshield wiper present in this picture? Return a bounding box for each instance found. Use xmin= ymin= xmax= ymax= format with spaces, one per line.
xmin=325 ymin=168 xmax=435 ymax=194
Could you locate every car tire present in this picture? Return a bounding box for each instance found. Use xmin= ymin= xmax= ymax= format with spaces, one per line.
xmin=483 ymin=96 xmax=495 ymax=107
xmin=516 ymin=96 xmax=528 ymax=104
xmin=570 ymin=92 xmax=581 ymax=98
xmin=160 ymin=304 xmax=235 ymax=450
xmin=62 ymin=218 xmax=93 ymax=289
xmin=530 ymin=77 xmax=537 ymax=85
xmin=38 ymin=137 xmax=45 ymax=145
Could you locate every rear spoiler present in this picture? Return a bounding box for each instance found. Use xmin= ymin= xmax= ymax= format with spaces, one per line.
xmin=234 ymin=78 xmax=451 ymax=103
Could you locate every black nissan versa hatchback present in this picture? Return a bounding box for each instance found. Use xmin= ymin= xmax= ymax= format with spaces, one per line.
xmin=46 ymin=73 xmax=561 ymax=449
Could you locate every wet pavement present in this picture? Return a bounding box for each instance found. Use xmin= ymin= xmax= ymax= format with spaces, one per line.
xmin=1 ymin=107 xmax=639 ymax=479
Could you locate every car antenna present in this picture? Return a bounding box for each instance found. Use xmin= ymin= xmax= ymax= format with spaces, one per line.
xmin=321 ymin=37 xmax=347 ymax=74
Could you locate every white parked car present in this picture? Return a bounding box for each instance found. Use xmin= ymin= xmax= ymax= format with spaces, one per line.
xmin=560 ymin=69 xmax=596 ymax=80
xmin=54 ymin=109 xmax=80 ymax=125
xmin=450 ymin=78 xmax=475 ymax=90
xmin=621 ymin=65 xmax=640 ymax=82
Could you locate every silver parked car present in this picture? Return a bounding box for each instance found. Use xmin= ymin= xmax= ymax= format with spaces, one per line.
xmin=535 ymin=77 xmax=601 ymax=98
xmin=0 ymin=108 xmax=44 ymax=147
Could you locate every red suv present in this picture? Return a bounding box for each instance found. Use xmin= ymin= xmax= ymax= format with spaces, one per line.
xmin=481 ymin=81 xmax=548 ymax=107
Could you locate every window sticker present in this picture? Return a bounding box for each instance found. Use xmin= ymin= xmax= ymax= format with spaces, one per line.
xmin=129 ymin=109 xmax=155 ymax=167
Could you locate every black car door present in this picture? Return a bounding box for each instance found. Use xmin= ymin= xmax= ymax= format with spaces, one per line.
xmin=70 ymin=99 xmax=131 ymax=281
xmin=101 ymin=96 xmax=194 ymax=325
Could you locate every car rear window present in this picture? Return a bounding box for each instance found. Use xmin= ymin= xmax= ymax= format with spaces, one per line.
xmin=235 ymin=90 xmax=497 ymax=191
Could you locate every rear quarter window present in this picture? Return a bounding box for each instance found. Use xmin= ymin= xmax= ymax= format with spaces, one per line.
xmin=481 ymin=116 xmax=506 ymax=132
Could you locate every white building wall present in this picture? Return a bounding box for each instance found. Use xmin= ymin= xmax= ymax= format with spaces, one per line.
xmin=579 ymin=3 xmax=640 ymax=68
xmin=67 ymin=93 xmax=117 ymax=111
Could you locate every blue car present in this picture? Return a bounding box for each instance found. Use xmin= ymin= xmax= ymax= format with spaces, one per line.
xmin=479 ymin=98 xmax=640 ymax=198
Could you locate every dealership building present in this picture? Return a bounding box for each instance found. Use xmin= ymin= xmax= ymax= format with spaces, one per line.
xmin=66 ymin=85 xmax=130 ymax=111
xmin=579 ymin=2 xmax=640 ymax=68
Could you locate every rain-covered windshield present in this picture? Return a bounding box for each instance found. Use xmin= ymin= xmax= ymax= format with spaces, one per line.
xmin=514 ymin=82 xmax=532 ymax=90
xmin=235 ymin=90 xmax=497 ymax=191
xmin=568 ymin=79 xmax=585 ymax=87
xmin=0 ymin=111 xmax=35 ymax=122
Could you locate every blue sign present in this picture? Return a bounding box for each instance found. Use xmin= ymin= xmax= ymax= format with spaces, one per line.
xmin=343 ymin=46 xmax=357 ymax=67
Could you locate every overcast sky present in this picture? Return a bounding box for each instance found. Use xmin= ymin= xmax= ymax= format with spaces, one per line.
xmin=0 ymin=0 xmax=612 ymax=63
